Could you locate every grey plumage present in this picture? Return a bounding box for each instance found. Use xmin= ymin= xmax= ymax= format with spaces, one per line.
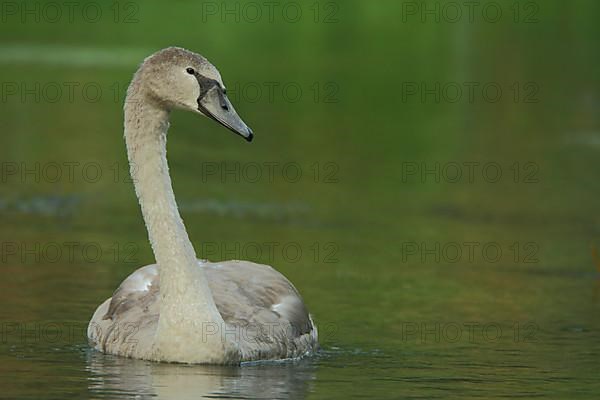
xmin=89 ymin=260 xmax=319 ymax=362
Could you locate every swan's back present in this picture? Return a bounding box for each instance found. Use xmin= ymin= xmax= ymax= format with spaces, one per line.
xmin=88 ymin=260 xmax=319 ymax=363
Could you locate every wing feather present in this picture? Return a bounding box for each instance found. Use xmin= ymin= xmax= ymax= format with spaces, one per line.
xmin=88 ymin=260 xmax=318 ymax=361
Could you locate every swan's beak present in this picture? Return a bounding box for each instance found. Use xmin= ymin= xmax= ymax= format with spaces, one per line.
xmin=197 ymin=87 xmax=254 ymax=142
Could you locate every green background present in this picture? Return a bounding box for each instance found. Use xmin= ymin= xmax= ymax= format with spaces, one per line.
xmin=0 ymin=0 xmax=599 ymax=398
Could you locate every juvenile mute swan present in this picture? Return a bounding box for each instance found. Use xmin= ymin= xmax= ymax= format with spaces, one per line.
xmin=88 ymin=47 xmax=318 ymax=364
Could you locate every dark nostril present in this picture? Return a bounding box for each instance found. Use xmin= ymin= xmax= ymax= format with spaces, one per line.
xmin=222 ymin=104 xmax=229 ymax=111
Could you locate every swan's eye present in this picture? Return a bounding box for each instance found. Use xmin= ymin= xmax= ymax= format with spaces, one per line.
xmin=186 ymin=67 xmax=195 ymax=75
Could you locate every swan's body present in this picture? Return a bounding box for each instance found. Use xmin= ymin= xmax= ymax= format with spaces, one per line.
xmin=89 ymin=261 xmax=318 ymax=362
xmin=87 ymin=47 xmax=318 ymax=364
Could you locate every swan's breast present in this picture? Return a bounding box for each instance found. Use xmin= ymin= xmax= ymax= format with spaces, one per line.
xmin=90 ymin=260 xmax=318 ymax=361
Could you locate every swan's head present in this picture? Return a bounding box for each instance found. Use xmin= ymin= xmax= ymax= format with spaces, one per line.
xmin=133 ymin=46 xmax=254 ymax=142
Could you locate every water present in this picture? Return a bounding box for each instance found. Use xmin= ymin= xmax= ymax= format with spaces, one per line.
xmin=1 ymin=1 xmax=599 ymax=398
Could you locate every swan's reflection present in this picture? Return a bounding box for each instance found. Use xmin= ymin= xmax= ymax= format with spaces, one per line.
xmin=86 ymin=351 xmax=316 ymax=400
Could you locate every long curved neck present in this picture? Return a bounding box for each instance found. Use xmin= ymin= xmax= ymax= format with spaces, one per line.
xmin=123 ymin=97 xmax=221 ymax=331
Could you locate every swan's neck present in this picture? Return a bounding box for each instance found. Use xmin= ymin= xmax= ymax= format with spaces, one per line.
xmin=124 ymin=103 xmax=194 ymax=296
xmin=124 ymin=98 xmax=229 ymax=360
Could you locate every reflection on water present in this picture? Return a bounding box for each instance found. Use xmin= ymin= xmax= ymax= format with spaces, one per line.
xmin=0 ymin=44 xmax=152 ymax=67
xmin=0 ymin=194 xmax=81 ymax=217
xmin=86 ymin=351 xmax=316 ymax=400
xmin=179 ymin=199 xmax=311 ymax=221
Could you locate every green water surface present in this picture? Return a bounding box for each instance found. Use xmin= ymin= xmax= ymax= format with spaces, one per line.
xmin=0 ymin=1 xmax=599 ymax=399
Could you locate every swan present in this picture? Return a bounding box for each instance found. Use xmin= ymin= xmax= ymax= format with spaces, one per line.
xmin=87 ymin=47 xmax=318 ymax=364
